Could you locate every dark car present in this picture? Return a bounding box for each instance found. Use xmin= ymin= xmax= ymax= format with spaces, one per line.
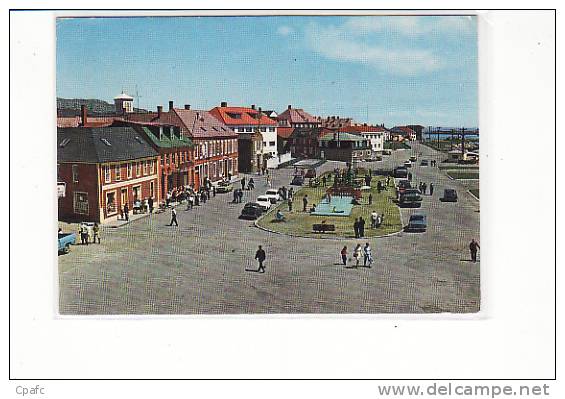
xmin=399 ymin=190 xmax=423 ymax=207
xmin=398 ymin=180 xmax=411 ymax=189
xmin=382 ymin=149 xmax=392 ymax=155
xmin=304 ymin=168 xmax=316 ymax=178
xmin=440 ymin=189 xmax=458 ymax=202
xmin=405 ymin=213 xmax=427 ymax=232
xmin=291 ymin=175 xmax=305 ymax=186
xmin=393 ymin=167 xmax=408 ymax=178
xmin=239 ymin=202 xmax=264 ymax=220
xmin=420 ymin=159 xmax=429 ymax=166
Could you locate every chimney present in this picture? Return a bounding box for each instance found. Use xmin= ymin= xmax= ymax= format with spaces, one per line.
xmin=157 ymin=105 xmax=163 ymax=118
xmin=80 ymin=104 xmax=88 ymax=126
xmin=221 ymin=101 xmax=227 ymax=107
xmin=251 ymin=104 xmax=256 ymax=110
xmin=184 ymin=104 xmax=191 ymax=110
xmin=288 ymin=105 xmax=292 ymax=110
xmin=258 ymin=107 xmax=262 ymax=113
xmin=169 ymin=101 xmax=174 ymax=111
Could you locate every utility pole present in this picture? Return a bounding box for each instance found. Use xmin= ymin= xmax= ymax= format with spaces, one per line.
xmin=461 ymin=127 xmax=466 ymax=159
xmin=437 ymin=126 xmax=441 ymax=149
xmin=134 ymin=85 xmax=143 ymax=110
xmin=451 ymin=128 xmax=454 ymax=151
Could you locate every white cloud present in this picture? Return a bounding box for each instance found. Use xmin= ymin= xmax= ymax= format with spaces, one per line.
xmin=343 ymin=16 xmax=475 ymax=37
xmin=276 ymin=25 xmax=294 ymax=36
xmin=305 ymin=22 xmax=444 ymax=75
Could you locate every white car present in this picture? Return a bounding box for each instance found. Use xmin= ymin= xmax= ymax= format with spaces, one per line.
xmin=255 ymin=195 xmax=272 ymax=211
xmin=264 ymin=189 xmax=281 ymax=203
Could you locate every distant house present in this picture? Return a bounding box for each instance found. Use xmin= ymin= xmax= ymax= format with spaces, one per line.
xmin=318 ymin=115 xmax=358 ymax=130
xmin=57 ymin=126 xmax=160 ymax=223
xmin=391 ymin=126 xmax=417 ymax=141
xmin=276 ymin=105 xmax=321 ymax=128
xmin=340 ymin=125 xmax=386 ymax=156
xmin=209 ymin=102 xmax=278 ymax=172
xmin=406 ymin=124 xmax=425 ymax=141
xmin=276 ymin=126 xmax=295 ymax=154
xmin=318 ymin=131 xmax=372 ymax=163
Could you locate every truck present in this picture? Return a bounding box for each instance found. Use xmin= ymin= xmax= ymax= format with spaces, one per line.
xmin=58 ymin=232 xmax=76 ymax=254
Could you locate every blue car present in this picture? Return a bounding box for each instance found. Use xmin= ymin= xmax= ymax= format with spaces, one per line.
xmin=58 ymin=232 xmax=76 ymax=254
xmin=405 ymin=213 xmax=427 ymax=232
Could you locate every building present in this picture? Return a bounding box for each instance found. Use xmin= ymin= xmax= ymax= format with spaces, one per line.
xmin=57 ymin=126 xmax=160 ymax=223
xmin=406 ymin=125 xmax=425 ymax=141
xmin=318 ymin=131 xmax=372 ymax=163
xmin=114 ymin=91 xmax=134 ymax=114
xmin=318 ymin=115 xmax=358 ymax=130
xmin=56 ymin=105 xmax=116 ymax=128
xmin=276 ymin=126 xmax=295 ymax=155
xmin=391 ymin=126 xmax=417 ymax=141
xmin=340 ymin=125 xmax=386 ymax=156
xmin=276 ymin=105 xmax=321 ymax=128
xmin=124 ymin=101 xmax=238 ymax=190
xmin=287 ymin=127 xmax=332 ymax=159
xmin=209 ymin=102 xmax=278 ymax=172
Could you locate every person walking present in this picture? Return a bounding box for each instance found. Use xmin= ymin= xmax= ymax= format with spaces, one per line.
xmin=322 ymin=175 xmax=327 ymax=187
xmin=302 ymin=195 xmax=308 ymax=212
xmin=92 ymin=223 xmax=100 ymax=244
xmin=287 ymin=198 xmax=293 ymax=212
xmin=368 ymin=193 xmax=373 ymax=205
xmin=359 ymin=217 xmax=366 ymax=238
xmin=123 ymin=203 xmax=129 ymax=222
xmin=340 ymin=246 xmax=348 ymax=266
xmin=371 ymin=211 xmax=379 ymax=228
xmin=469 ymin=239 xmax=480 ymax=262
xmin=429 ymin=183 xmax=434 ymax=196
xmin=241 ymin=177 xmax=246 ymax=191
xmin=353 ymin=218 xmax=360 ymax=238
xmin=353 ymin=244 xmax=362 ymax=268
xmin=255 ymin=245 xmax=266 ymax=273
xmin=422 ymin=182 xmax=427 ymax=195
xmin=212 ymin=186 xmax=216 ymax=197
xmin=148 ymin=197 xmax=154 ymax=213
xmin=79 ymin=224 xmax=88 ymax=245
xmin=169 ymin=207 xmax=178 ymax=226
xmin=238 ymin=189 xmax=244 ymax=203
xmin=363 ymin=242 xmax=373 ymax=268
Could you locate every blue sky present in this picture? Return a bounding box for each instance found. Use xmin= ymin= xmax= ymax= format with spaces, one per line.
xmin=56 ymin=15 xmax=478 ymax=127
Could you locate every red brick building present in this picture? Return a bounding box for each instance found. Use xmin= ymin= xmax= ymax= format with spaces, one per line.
xmin=57 ymin=126 xmax=160 ymax=223
xmin=124 ymin=101 xmax=238 ymax=190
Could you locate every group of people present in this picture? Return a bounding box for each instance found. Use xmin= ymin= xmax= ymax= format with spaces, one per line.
xmin=417 ymin=182 xmax=434 ymax=195
xmin=240 ymin=177 xmax=255 ymax=191
xmin=340 ymin=243 xmax=373 ymax=268
xmin=353 ymin=217 xmax=366 ymax=238
xmin=370 ymin=211 xmax=385 ymax=228
xmin=74 ymin=223 xmax=100 ymax=245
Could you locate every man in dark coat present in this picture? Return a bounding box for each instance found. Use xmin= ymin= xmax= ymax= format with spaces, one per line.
xmin=354 ymin=218 xmax=360 ymax=238
xmin=255 ymin=245 xmax=266 ymax=273
xmin=359 ymin=217 xmax=366 ymax=237
xmin=302 ymin=195 xmax=308 ymax=212
xmin=241 ymin=177 xmax=246 ymax=191
xmin=148 ymin=197 xmax=154 ymax=213
xmin=469 ymin=239 xmax=480 ymax=262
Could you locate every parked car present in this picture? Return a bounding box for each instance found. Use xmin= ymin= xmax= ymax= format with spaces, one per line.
xmin=216 ymin=181 xmax=233 ymax=193
xmin=409 ymin=155 xmax=417 ymax=162
xmin=239 ymin=202 xmax=264 ymax=220
xmin=399 ymin=190 xmax=423 ymax=207
xmin=291 ymin=175 xmax=305 ymax=186
xmin=393 ymin=167 xmax=408 ymax=178
xmin=264 ymin=189 xmax=281 ymax=203
xmin=405 ymin=213 xmax=427 ymax=232
xmin=305 ymin=168 xmax=316 ymax=178
xmin=403 ymin=160 xmax=412 ymax=168
xmin=440 ymin=189 xmax=458 ymax=202
xmin=255 ymin=195 xmax=272 ymax=211
xmin=382 ymin=149 xmax=392 ymax=155
xmin=397 ymin=180 xmax=412 ymax=189
xmin=420 ymin=159 xmax=429 ymax=166
xmin=58 ymin=232 xmax=76 ymax=254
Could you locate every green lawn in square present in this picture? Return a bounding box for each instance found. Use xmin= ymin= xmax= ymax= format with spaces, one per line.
xmin=446 ymin=170 xmax=480 ymax=180
xmin=256 ymin=173 xmax=402 ymax=238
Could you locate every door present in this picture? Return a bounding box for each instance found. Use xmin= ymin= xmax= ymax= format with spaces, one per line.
xmin=121 ymin=188 xmax=128 ymax=208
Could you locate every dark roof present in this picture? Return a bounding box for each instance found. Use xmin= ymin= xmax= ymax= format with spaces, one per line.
xmin=57 ymin=126 xmax=158 ymax=163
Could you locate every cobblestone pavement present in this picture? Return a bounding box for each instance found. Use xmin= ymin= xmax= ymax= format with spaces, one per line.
xmin=59 ymin=143 xmax=480 ymax=314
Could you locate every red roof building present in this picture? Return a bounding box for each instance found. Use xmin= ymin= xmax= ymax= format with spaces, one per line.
xmin=209 ymin=102 xmax=278 ymax=173
xmin=276 ymin=105 xmax=321 ymax=128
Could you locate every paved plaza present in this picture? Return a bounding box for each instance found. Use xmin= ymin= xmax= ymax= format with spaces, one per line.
xmin=59 ymin=143 xmax=480 ymax=314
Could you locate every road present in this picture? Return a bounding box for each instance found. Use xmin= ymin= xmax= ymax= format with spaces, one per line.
xmin=59 ymin=142 xmax=480 ymax=314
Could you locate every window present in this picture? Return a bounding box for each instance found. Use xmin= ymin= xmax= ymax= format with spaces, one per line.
xmin=150 ymin=181 xmax=155 ymax=198
xmin=260 ymin=127 xmax=266 ymax=132
xmin=104 ymin=165 xmax=111 ymax=183
xmin=127 ymin=163 xmax=133 ymax=178
xmin=72 ymin=164 xmax=79 ymax=183
xmin=263 ymin=141 xmax=267 ymax=146
xmin=73 ymin=192 xmax=89 ymax=215
xmin=268 ymin=127 xmax=275 ymax=132
xmin=269 ymin=141 xmax=276 ymax=146
xmin=143 ymin=160 xmax=149 ymax=175
xmin=245 ymin=127 xmax=253 ymax=133
xmin=137 ymin=161 xmax=143 ymax=176
xmin=115 ymin=164 xmax=121 ymax=180
xmin=150 ymin=159 xmax=155 ymax=174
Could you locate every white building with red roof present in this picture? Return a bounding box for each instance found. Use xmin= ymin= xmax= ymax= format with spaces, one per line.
xmin=209 ymin=102 xmax=278 ymax=171
xmin=340 ymin=124 xmax=386 ymax=155
xmin=276 ymin=105 xmax=321 ymax=128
